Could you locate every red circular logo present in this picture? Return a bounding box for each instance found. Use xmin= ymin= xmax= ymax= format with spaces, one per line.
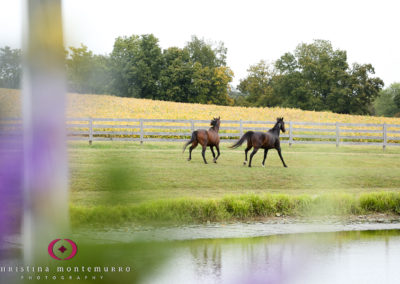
xmin=48 ymin=239 xmax=78 ymax=260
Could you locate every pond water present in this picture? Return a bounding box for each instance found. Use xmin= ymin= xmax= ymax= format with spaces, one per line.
xmin=141 ymin=229 xmax=400 ymax=284
xmin=2 ymin=224 xmax=400 ymax=283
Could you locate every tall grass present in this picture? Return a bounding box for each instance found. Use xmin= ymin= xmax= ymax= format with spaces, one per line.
xmin=359 ymin=192 xmax=400 ymax=213
xmin=70 ymin=192 xmax=400 ymax=226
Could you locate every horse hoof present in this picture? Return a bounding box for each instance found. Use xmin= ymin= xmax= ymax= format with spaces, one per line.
xmin=284 ymin=165 xmax=288 ymax=168
xmin=187 ymin=158 xmax=191 ymax=161
xmin=243 ymin=161 xmax=247 ymax=165
xmin=262 ymin=164 xmax=265 ymax=168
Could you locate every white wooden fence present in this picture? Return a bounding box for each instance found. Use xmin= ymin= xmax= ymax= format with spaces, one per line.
xmin=64 ymin=118 xmax=400 ymax=149
xmin=2 ymin=118 xmax=400 ymax=149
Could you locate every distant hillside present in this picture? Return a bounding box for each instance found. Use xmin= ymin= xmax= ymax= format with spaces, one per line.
xmin=1 ymin=88 xmax=400 ymax=124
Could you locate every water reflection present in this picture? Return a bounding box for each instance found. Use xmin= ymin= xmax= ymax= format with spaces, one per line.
xmin=190 ymin=243 xmax=222 ymax=282
xmin=144 ymin=230 xmax=400 ymax=284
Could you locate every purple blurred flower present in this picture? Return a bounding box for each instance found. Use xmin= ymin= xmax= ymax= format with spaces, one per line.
xmin=0 ymin=122 xmax=23 ymax=247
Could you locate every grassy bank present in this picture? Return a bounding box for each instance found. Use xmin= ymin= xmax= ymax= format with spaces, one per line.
xmin=70 ymin=192 xmax=400 ymax=226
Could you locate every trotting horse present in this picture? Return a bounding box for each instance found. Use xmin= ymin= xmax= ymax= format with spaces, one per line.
xmin=230 ymin=117 xmax=288 ymax=168
xmin=183 ymin=117 xmax=221 ymax=164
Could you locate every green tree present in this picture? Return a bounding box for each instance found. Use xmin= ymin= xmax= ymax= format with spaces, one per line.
xmin=229 ymin=88 xmax=250 ymax=106
xmin=274 ymin=40 xmax=383 ymax=114
xmin=109 ymin=35 xmax=140 ymax=97
xmin=373 ymin=83 xmax=400 ymax=117
xmin=109 ymin=34 xmax=162 ymax=98
xmin=108 ymin=34 xmax=233 ymax=105
xmin=184 ymin=36 xmax=232 ymax=105
xmin=158 ymin=37 xmax=233 ymax=105
xmin=91 ymin=54 xmax=111 ymax=94
xmin=0 ymin=46 xmax=21 ymax=89
xmin=66 ymin=44 xmax=110 ymax=94
xmin=134 ymin=34 xmax=163 ymax=99
xmin=159 ymin=47 xmax=192 ymax=102
xmin=238 ymin=60 xmax=279 ymax=107
xmin=393 ymin=83 xmax=400 ymax=110
xmin=185 ymin=36 xmax=227 ymax=68
xmin=275 ymin=40 xmax=349 ymax=110
xmin=272 ymin=72 xmax=315 ymax=110
xmin=343 ymin=63 xmax=384 ymax=115
xmin=209 ymin=66 xmax=234 ymax=105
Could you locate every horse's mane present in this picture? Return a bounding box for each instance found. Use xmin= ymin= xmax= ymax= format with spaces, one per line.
xmin=270 ymin=117 xmax=284 ymax=132
xmin=210 ymin=117 xmax=219 ymax=127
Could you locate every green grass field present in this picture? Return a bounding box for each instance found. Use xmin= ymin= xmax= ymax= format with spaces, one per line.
xmin=69 ymin=142 xmax=400 ymax=205
xmin=68 ymin=142 xmax=400 ymax=225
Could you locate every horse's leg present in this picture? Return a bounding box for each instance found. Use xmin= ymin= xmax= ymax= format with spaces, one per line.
xmin=262 ymin=149 xmax=269 ymax=167
xmin=188 ymin=141 xmax=198 ymax=161
xmin=248 ymin=147 xmax=259 ymax=168
xmin=210 ymin=146 xmax=216 ymax=163
xmin=277 ymin=147 xmax=288 ymax=168
xmin=201 ymin=144 xmax=208 ymax=164
xmin=244 ymin=145 xmax=252 ymax=165
xmin=215 ymin=145 xmax=220 ymax=162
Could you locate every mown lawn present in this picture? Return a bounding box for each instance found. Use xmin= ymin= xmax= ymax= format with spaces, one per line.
xmin=68 ymin=141 xmax=400 ymax=207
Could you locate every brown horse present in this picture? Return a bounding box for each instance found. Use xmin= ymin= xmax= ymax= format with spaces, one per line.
xmin=183 ymin=117 xmax=221 ymax=164
xmin=230 ymin=117 xmax=288 ymax=168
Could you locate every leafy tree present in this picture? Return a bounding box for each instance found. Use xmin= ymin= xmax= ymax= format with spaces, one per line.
xmin=189 ymin=62 xmax=212 ymax=103
xmin=273 ymin=40 xmax=383 ymax=114
xmin=66 ymin=44 xmax=110 ymax=94
xmin=0 ymin=46 xmax=21 ymax=89
xmin=108 ymin=34 xmax=232 ymax=104
xmin=228 ymin=88 xmax=244 ymax=99
xmin=109 ymin=35 xmax=140 ymax=97
xmin=134 ymin=34 xmax=163 ymax=99
xmin=159 ymin=47 xmax=192 ymax=102
xmin=184 ymin=36 xmax=232 ymax=105
xmin=209 ymin=66 xmax=234 ymax=105
xmin=229 ymin=88 xmax=250 ymax=106
xmin=272 ymin=72 xmax=314 ymax=110
xmin=185 ymin=36 xmax=227 ymax=68
xmin=344 ymin=63 xmax=384 ymax=115
xmin=393 ymin=83 xmax=400 ymax=110
xmin=238 ymin=60 xmax=279 ymax=107
xmin=275 ymin=40 xmax=349 ymax=111
xmin=91 ymin=54 xmax=111 ymax=94
xmin=109 ymin=34 xmax=162 ymax=99
xmin=373 ymin=83 xmax=400 ymax=117
xmin=158 ymin=37 xmax=232 ymax=105
xmin=187 ymin=64 xmax=233 ymax=105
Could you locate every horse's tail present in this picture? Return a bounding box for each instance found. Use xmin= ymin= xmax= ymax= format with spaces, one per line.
xmin=229 ymin=131 xmax=254 ymax=149
xmin=183 ymin=131 xmax=198 ymax=153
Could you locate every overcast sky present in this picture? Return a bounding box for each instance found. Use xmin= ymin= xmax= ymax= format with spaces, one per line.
xmin=1 ymin=0 xmax=399 ymax=86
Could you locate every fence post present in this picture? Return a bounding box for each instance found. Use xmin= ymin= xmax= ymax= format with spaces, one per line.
xmin=191 ymin=120 xmax=195 ymax=132
xmin=383 ymin=123 xmax=387 ymax=150
xmin=335 ymin=122 xmax=340 ymax=147
xmin=239 ymin=119 xmax=243 ymax=136
xmin=88 ymin=117 xmax=93 ymax=145
xmin=289 ymin=121 xmax=293 ymax=147
xmin=140 ymin=118 xmax=144 ymax=144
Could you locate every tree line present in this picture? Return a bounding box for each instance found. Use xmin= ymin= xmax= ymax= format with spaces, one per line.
xmin=65 ymin=35 xmax=233 ymax=105
xmin=1 ymin=37 xmax=399 ymax=116
xmin=236 ymin=40 xmax=388 ymax=115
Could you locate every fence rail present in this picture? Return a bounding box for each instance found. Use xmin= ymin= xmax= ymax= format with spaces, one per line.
xmin=2 ymin=118 xmax=400 ymax=149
